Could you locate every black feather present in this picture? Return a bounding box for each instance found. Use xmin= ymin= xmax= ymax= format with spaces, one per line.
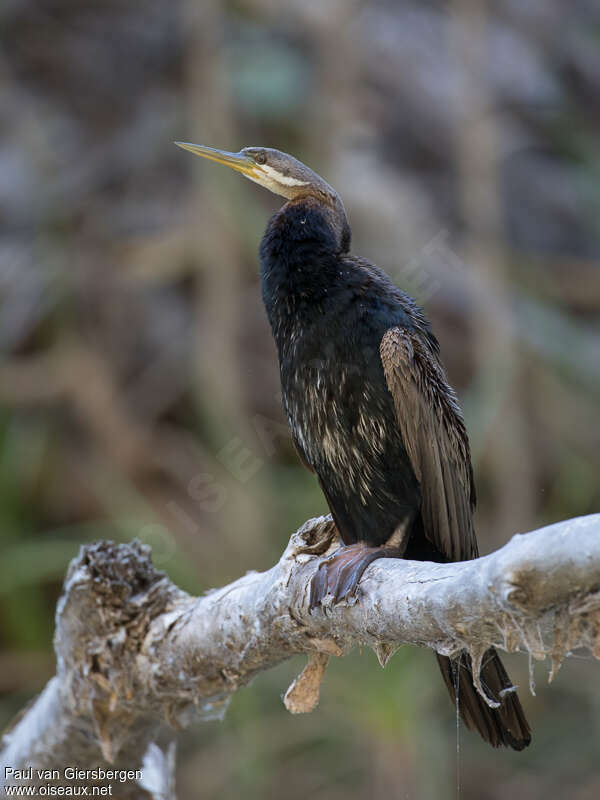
xmin=260 ymin=193 xmax=531 ymax=750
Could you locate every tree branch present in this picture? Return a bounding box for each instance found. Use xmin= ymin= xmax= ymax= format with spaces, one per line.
xmin=2 ymin=514 xmax=600 ymax=797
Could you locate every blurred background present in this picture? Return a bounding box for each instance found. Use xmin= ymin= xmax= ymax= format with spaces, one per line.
xmin=1 ymin=0 xmax=600 ymax=797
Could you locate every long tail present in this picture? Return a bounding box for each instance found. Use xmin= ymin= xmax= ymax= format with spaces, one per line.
xmin=436 ymin=649 xmax=531 ymax=750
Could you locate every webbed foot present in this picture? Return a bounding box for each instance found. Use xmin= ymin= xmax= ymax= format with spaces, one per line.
xmin=309 ymin=543 xmax=392 ymax=611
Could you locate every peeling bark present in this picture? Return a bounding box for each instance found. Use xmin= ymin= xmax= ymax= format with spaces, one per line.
xmin=2 ymin=513 xmax=600 ymax=797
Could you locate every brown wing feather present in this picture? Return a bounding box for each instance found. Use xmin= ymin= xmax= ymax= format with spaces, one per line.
xmin=380 ymin=327 xmax=531 ymax=750
xmin=380 ymin=326 xmax=477 ymax=562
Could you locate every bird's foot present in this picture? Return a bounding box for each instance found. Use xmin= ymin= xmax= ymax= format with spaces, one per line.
xmin=309 ymin=543 xmax=391 ymax=611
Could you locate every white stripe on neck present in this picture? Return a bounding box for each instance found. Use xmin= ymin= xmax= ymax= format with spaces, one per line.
xmin=259 ymin=164 xmax=309 ymax=187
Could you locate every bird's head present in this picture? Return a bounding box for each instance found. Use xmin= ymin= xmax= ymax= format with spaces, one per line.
xmin=175 ymin=142 xmax=337 ymax=200
xmin=175 ymin=142 xmax=350 ymax=250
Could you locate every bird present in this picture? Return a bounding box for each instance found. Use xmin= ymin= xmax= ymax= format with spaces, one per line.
xmin=175 ymin=141 xmax=532 ymax=750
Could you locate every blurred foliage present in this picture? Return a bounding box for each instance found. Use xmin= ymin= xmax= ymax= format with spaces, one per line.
xmin=1 ymin=0 xmax=600 ymax=798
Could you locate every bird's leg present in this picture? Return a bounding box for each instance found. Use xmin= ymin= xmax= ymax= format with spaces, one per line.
xmin=309 ymin=543 xmax=400 ymax=610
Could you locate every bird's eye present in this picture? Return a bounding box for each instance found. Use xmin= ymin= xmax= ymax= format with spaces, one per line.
xmin=254 ymin=152 xmax=266 ymax=165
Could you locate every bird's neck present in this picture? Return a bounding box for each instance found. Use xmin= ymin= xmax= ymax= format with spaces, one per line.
xmin=261 ymin=194 xmax=350 ymax=258
xmin=259 ymin=197 xmax=350 ymax=337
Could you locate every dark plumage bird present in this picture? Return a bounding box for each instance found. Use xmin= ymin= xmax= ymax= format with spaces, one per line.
xmin=176 ymin=141 xmax=531 ymax=750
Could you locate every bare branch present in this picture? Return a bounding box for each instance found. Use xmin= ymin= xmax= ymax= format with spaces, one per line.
xmin=2 ymin=514 xmax=600 ymax=796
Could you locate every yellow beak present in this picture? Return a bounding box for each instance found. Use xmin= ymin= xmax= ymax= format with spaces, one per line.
xmin=174 ymin=142 xmax=258 ymax=178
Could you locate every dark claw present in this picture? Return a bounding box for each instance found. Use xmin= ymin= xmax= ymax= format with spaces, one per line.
xmin=309 ymin=544 xmax=393 ymax=611
xmin=309 ymin=558 xmax=329 ymax=610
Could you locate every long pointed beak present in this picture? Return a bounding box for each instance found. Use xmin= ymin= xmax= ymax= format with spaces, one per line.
xmin=174 ymin=142 xmax=257 ymax=178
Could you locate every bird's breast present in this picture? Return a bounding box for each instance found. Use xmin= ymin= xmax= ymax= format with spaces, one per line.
xmin=282 ymin=338 xmax=401 ymax=506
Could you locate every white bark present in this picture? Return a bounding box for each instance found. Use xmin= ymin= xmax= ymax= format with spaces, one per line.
xmin=2 ymin=513 xmax=600 ymax=797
